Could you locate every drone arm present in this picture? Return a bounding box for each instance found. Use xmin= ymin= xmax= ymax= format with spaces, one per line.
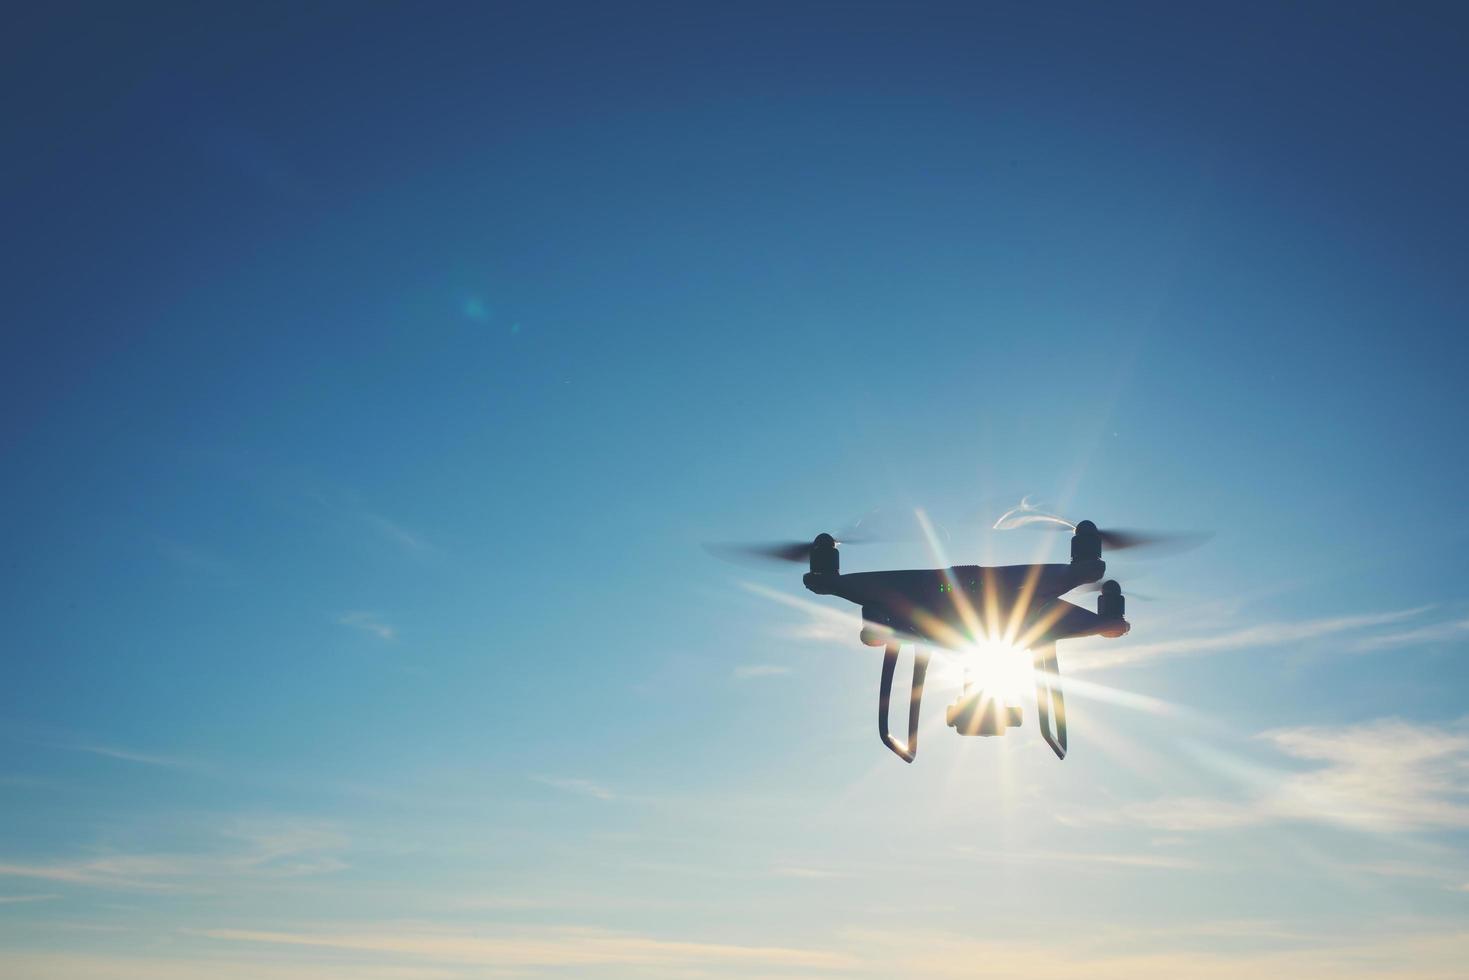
xmin=1033 ymin=643 xmax=1068 ymax=760
xmin=879 ymin=642 xmax=929 ymax=763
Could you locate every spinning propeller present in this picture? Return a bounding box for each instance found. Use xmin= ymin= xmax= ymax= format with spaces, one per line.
xmin=705 ymin=510 xmax=917 ymax=566
xmin=705 ymin=538 xmax=850 ymax=565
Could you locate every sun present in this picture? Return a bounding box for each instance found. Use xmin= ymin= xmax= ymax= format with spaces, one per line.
xmin=962 ymin=637 xmax=1034 ymax=705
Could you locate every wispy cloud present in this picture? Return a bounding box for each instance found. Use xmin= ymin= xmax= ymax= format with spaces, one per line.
xmin=0 ymin=893 xmax=58 ymax=904
xmin=1348 ymin=617 xmax=1469 ymax=653
xmin=533 ymin=776 xmax=615 ymax=801
xmin=9 ymin=925 xmax=1469 ymax=980
xmin=1070 ymin=607 xmax=1430 ymax=671
xmin=219 ymin=821 xmax=351 ymax=877
xmin=0 ymin=819 xmax=348 ymax=892
xmin=336 ymin=611 xmax=396 ymax=641
xmin=955 ymin=846 xmax=1203 ymax=872
xmin=740 ymin=582 xmax=858 ymax=645
xmin=298 ymin=482 xmax=437 ymax=559
xmin=195 ymin=924 xmax=857 ymax=971
xmin=0 ymin=952 xmax=461 ymax=980
xmin=1347 ymin=859 xmax=1462 ymax=882
xmin=155 ymin=538 xmax=231 ymax=575
xmin=841 ymin=926 xmax=1469 ymax=980
xmin=1117 ymin=718 xmax=1469 ymax=834
xmin=770 ymin=866 xmax=849 ymax=879
xmin=362 ymin=513 xmax=434 ymax=555
xmin=61 ymin=742 xmax=196 ymax=770
xmin=0 ymin=857 xmax=190 ymax=892
xmin=734 ymin=664 xmax=791 ymax=679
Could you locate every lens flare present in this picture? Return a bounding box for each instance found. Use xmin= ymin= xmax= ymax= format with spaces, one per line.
xmin=961 ymin=637 xmax=1033 ymax=704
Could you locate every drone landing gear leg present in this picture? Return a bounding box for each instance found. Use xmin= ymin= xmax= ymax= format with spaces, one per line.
xmin=1033 ymin=643 xmax=1068 ymax=760
xmin=879 ymin=642 xmax=929 ymax=763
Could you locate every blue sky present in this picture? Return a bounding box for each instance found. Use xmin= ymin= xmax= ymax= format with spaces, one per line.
xmin=3 ymin=2 xmax=1469 ymax=976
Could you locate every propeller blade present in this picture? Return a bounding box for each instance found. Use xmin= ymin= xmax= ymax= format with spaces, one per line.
xmin=703 ymin=530 xmax=879 ymax=568
xmin=706 ymin=507 xmax=926 ymax=569
xmin=1096 ymin=529 xmax=1212 ymax=556
xmin=1068 ymin=581 xmax=1155 ymax=601
xmin=703 ymin=541 xmax=817 ymax=565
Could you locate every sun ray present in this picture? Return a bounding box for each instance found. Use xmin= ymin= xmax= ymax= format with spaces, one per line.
xmin=1003 ymin=561 xmax=1048 ymax=648
xmin=1012 ymin=599 xmax=1073 ymax=652
xmin=1074 ymin=712 xmax=1185 ymax=782
xmin=916 ymin=507 xmax=986 ymax=645
xmin=1040 ymin=669 xmax=1188 ymax=720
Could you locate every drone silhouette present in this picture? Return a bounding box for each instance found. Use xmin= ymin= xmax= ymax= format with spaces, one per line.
xmin=717 ymin=515 xmax=1197 ymax=762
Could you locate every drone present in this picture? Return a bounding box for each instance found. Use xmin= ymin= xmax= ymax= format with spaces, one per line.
xmin=717 ymin=516 xmax=1195 ymax=762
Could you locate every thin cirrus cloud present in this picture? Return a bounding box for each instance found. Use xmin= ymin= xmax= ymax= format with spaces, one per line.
xmin=1347 ymin=616 xmax=1469 ymax=653
xmin=298 ymin=481 xmax=436 ymax=557
xmin=192 ymin=925 xmax=858 ymax=972
xmin=1066 ymin=606 xmax=1436 ymax=672
xmin=0 ymin=820 xmax=349 ymax=893
xmin=532 ymin=775 xmax=615 ymax=801
xmin=769 ymin=866 xmax=849 ymax=879
xmin=1113 ymin=717 xmax=1469 ymax=834
xmin=839 ymin=926 xmax=1469 ymax=980
xmin=0 ymin=953 xmax=455 ymax=980
xmin=60 ymin=742 xmax=197 ymax=770
xmin=954 ymin=846 xmax=1203 ymax=872
xmin=361 ymin=512 xmax=435 ymax=555
xmin=733 ymin=664 xmax=791 ymax=679
xmin=1347 ymin=859 xmax=1468 ymax=888
xmin=8 ymin=922 xmax=1466 ymax=979
xmin=336 ymin=612 xmax=396 ymax=641
xmin=740 ymin=582 xmax=857 ymax=645
xmin=155 ymin=538 xmax=231 ymax=575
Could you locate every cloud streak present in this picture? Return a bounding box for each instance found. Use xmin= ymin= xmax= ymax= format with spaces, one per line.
xmin=1348 ymin=617 xmax=1469 ymax=653
xmin=1117 ymin=718 xmax=1469 ymax=834
xmin=0 ymin=820 xmax=349 ymax=892
xmin=533 ymin=776 xmax=615 ymax=801
xmin=956 ymin=846 xmax=1203 ymax=872
xmin=740 ymin=582 xmax=858 ymax=645
xmin=734 ymin=664 xmax=791 ymax=679
xmin=155 ymin=538 xmax=231 ymax=575
xmin=843 ymin=926 xmax=1469 ymax=980
xmin=61 ymin=742 xmax=196 ymax=770
xmin=336 ymin=612 xmax=396 ymax=641
xmin=196 ymin=925 xmax=857 ymax=971
xmin=1069 ymin=607 xmax=1431 ymax=671
xmin=362 ymin=513 xmax=434 ymax=555
xmin=10 ymin=923 xmax=1468 ymax=979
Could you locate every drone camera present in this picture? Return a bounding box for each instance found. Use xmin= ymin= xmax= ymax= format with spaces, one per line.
xmin=945 ymin=683 xmax=1020 ymax=737
xmin=859 ymin=605 xmax=893 ymax=646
